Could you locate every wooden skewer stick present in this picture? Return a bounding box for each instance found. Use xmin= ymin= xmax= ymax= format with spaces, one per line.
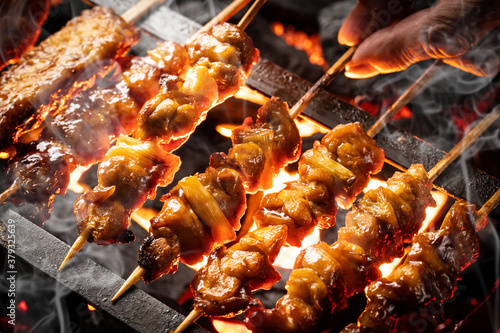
xmin=110 ymin=0 xmax=266 ymax=301
xmin=288 ymin=46 xmax=357 ymax=120
xmin=0 ymin=181 xmax=20 ymax=206
xmin=366 ymin=60 xmax=443 ymax=138
xmin=111 ymin=266 xmax=146 ymax=302
xmin=476 ymin=188 xmax=500 ymax=231
xmin=58 ymin=227 xmax=93 ymax=271
xmin=171 ymin=308 xmax=204 ymax=333
xmin=428 ymin=104 xmax=500 ymax=181
xmin=121 ymin=0 xmax=165 ymax=24
xmin=237 ymin=0 xmax=266 ymax=30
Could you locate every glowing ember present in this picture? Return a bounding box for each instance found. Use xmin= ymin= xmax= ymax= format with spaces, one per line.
xmin=212 ymin=319 xmax=251 ymax=333
xmin=18 ymin=300 xmax=28 ymax=312
xmin=235 ymin=86 xmax=269 ymax=105
xmin=270 ymin=22 xmax=328 ymax=70
xmin=87 ymin=304 xmax=96 ymax=311
xmin=131 ymin=207 xmax=158 ymax=231
xmin=274 ymin=227 xmax=321 ymax=270
xmin=0 ymin=152 xmax=9 ymax=159
xmin=67 ymin=165 xmax=91 ymax=193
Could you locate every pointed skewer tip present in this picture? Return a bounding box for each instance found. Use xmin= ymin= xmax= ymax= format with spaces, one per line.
xmin=58 ymin=228 xmax=92 ymax=271
xmin=171 ymin=308 xmax=204 ymax=333
xmin=111 ymin=266 xmax=146 ymax=302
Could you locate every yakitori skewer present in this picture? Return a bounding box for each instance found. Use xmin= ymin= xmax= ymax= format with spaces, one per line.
xmin=341 ymin=186 xmax=500 ymax=333
xmin=0 ymin=0 xmax=50 ymax=71
xmin=112 ymin=37 xmax=366 ymax=303
xmin=59 ymin=0 xmax=260 ymax=271
xmin=0 ymin=0 xmax=165 ymax=151
xmin=244 ymin=104 xmax=500 ymax=333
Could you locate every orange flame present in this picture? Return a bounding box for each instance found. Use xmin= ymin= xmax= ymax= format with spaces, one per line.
xmin=131 ymin=207 xmax=159 ymax=231
xmin=67 ymin=165 xmax=91 ymax=193
xmin=87 ymin=304 xmax=96 ymax=311
xmin=212 ymin=319 xmax=251 ymax=333
xmin=270 ymin=22 xmax=328 ymax=70
xmin=235 ymin=86 xmax=269 ymax=106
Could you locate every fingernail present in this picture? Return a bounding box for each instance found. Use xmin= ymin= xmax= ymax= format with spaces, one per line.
xmin=345 ymin=64 xmax=379 ymax=79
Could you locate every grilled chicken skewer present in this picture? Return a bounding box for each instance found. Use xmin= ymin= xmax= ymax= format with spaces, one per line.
xmin=58 ymin=0 xmax=260 ymax=270
xmin=244 ymin=105 xmax=500 ymax=333
xmin=0 ymin=5 xmax=143 ymax=151
xmin=340 ymin=197 xmax=491 ymax=333
xmin=0 ymin=0 xmax=50 ymax=71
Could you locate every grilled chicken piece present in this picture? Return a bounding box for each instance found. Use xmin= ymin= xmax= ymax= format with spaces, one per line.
xmin=191 ymin=225 xmax=287 ymax=317
xmin=245 ymin=165 xmax=436 ymax=333
xmin=0 ymin=0 xmax=50 ymax=70
xmin=73 ymin=136 xmax=180 ymax=245
xmin=4 ymin=140 xmax=76 ymax=223
xmin=342 ymin=200 xmax=481 ymax=333
xmin=255 ymin=122 xmax=385 ymax=246
xmin=0 ymin=6 xmax=140 ymax=150
xmin=134 ymin=22 xmax=259 ymax=148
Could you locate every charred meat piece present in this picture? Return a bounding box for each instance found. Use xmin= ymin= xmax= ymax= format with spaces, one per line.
xmin=0 ymin=0 xmax=50 ymax=70
xmin=245 ymin=165 xmax=436 ymax=333
xmin=73 ymin=136 xmax=180 ymax=245
xmin=191 ymin=225 xmax=287 ymax=317
xmin=3 ymin=140 xmax=76 ymax=223
xmin=342 ymin=200 xmax=481 ymax=333
xmin=0 ymin=6 xmax=140 ymax=150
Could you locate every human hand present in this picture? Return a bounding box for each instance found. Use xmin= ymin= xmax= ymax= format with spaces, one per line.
xmin=338 ymin=0 xmax=500 ymax=78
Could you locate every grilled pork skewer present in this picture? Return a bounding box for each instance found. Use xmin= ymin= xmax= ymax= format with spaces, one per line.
xmin=0 ymin=0 xmax=50 ymax=71
xmin=1 ymin=41 xmax=189 ymax=223
xmin=59 ymin=1 xmax=260 ymax=270
xmin=244 ymin=105 xmax=500 ymax=333
xmin=0 ymin=5 xmax=143 ymax=151
xmin=341 ymin=196 xmax=496 ymax=333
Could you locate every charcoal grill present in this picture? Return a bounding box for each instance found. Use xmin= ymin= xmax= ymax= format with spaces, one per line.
xmin=1 ymin=0 xmax=499 ymax=332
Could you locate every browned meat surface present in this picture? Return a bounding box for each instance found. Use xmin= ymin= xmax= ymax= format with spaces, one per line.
xmin=134 ymin=22 xmax=259 ymax=145
xmin=73 ymin=136 xmax=180 ymax=245
xmin=0 ymin=6 xmax=140 ymax=150
xmin=245 ymin=164 xmax=436 ymax=333
xmin=191 ymin=225 xmax=287 ymax=317
xmin=211 ymin=97 xmax=301 ymax=193
xmin=255 ymin=122 xmax=384 ymax=246
xmin=342 ymin=200 xmax=480 ymax=333
xmin=141 ymin=166 xmax=246 ymax=280
xmin=4 ymin=140 xmax=76 ymax=223
xmin=0 ymin=0 xmax=50 ymax=70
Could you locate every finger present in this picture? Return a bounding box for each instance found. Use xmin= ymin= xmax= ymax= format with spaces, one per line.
xmin=443 ymin=28 xmax=500 ymax=77
xmin=338 ymin=0 xmax=413 ymax=46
